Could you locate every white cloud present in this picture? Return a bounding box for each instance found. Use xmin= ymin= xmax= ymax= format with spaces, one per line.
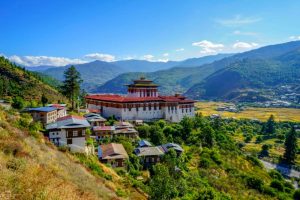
xmin=289 ymin=35 xmax=300 ymax=40
xmin=163 ymin=53 xmax=169 ymax=57
xmin=156 ymin=58 xmax=169 ymax=62
xmin=192 ymin=40 xmax=224 ymax=54
xmin=84 ymin=53 xmax=115 ymax=62
xmin=143 ymin=54 xmax=154 ymax=61
xmin=175 ymin=48 xmax=184 ymax=52
xmin=233 ymin=30 xmax=258 ymax=36
xmin=232 ymin=42 xmax=259 ymax=50
xmin=8 ymin=55 xmax=87 ymax=67
xmin=216 ymin=15 xmax=261 ymax=27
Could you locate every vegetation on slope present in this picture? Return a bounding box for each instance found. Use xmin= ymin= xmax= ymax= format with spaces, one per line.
xmin=186 ymin=56 xmax=300 ymax=100
xmin=99 ymin=115 xmax=300 ymax=199
xmin=0 ymin=56 xmax=66 ymax=104
xmin=0 ymin=107 xmax=146 ymax=200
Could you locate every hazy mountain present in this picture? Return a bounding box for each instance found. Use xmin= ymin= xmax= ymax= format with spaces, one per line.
xmin=185 ymin=41 xmax=300 ymax=101
xmin=30 ymin=53 xmax=232 ymax=91
xmin=96 ymin=41 xmax=300 ymax=99
xmin=42 ymin=60 xmax=126 ymax=91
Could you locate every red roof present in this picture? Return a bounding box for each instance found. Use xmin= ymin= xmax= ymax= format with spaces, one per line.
xmin=57 ymin=115 xmax=85 ymax=121
xmin=85 ymin=94 xmax=195 ymax=103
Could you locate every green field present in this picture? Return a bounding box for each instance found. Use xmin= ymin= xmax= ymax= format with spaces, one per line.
xmin=196 ymin=102 xmax=300 ymax=122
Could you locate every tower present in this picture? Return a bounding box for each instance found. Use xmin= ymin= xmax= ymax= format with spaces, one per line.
xmin=126 ymin=76 xmax=158 ymax=97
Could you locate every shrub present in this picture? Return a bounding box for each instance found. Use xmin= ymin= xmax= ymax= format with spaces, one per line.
xmin=245 ymin=175 xmax=264 ymax=192
xmin=294 ymin=189 xmax=300 ymax=200
xmin=269 ymin=170 xmax=283 ymax=181
xmin=270 ymin=180 xmax=284 ymax=191
xmin=199 ymin=158 xmax=211 ymax=169
xmin=262 ymin=185 xmax=276 ymax=197
xmin=246 ymin=155 xmax=262 ymax=167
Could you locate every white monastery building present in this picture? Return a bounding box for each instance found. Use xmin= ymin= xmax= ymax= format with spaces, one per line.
xmin=85 ymin=77 xmax=195 ymax=122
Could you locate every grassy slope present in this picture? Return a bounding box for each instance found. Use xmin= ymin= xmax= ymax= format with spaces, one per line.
xmin=196 ymin=102 xmax=300 ymax=122
xmin=0 ymin=57 xmax=67 ymax=103
xmin=0 ymin=108 xmax=146 ymax=200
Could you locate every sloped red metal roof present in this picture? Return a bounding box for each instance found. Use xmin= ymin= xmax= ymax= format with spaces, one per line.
xmin=85 ymin=94 xmax=195 ymax=103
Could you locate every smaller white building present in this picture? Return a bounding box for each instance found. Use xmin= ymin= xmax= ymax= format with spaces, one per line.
xmin=46 ymin=115 xmax=93 ymax=154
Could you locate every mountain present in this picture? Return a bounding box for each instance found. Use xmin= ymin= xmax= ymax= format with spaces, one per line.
xmin=26 ymin=54 xmax=231 ymax=92
xmin=95 ymin=41 xmax=300 ymax=98
xmin=113 ymin=59 xmax=179 ymax=72
xmin=25 ymin=65 xmax=56 ymax=71
xmin=42 ymin=60 xmax=126 ymax=91
xmin=0 ymin=56 xmax=66 ymax=103
xmin=185 ymin=41 xmax=300 ymax=101
xmin=92 ymin=54 xmax=234 ymax=94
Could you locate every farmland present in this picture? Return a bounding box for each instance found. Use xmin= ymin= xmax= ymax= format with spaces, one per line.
xmin=196 ymin=102 xmax=300 ymax=122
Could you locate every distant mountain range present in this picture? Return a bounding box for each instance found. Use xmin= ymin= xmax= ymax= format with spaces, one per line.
xmin=24 ymin=41 xmax=300 ymax=102
xmin=185 ymin=41 xmax=300 ymax=101
xmin=27 ymin=53 xmax=232 ymax=91
xmin=95 ymin=41 xmax=300 ymax=102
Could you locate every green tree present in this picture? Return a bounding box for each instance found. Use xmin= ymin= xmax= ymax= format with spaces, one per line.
xmin=201 ymin=125 xmax=215 ymax=148
xmin=283 ymin=127 xmax=298 ymax=164
xmin=12 ymin=96 xmax=26 ymax=109
xmin=149 ymin=125 xmax=166 ymax=145
xmin=180 ymin=116 xmax=194 ymax=141
xmin=265 ymin=115 xmax=276 ymax=135
xmin=149 ymin=164 xmax=178 ymax=200
xmin=61 ymin=66 xmax=82 ymax=110
xmin=41 ymin=93 xmax=48 ymax=106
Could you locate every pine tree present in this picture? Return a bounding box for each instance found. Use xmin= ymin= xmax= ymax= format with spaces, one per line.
xmin=283 ymin=127 xmax=298 ymax=164
xmin=61 ymin=66 xmax=82 ymax=110
xmin=41 ymin=94 xmax=48 ymax=106
xmin=265 ymin=115 xmax=276 ymax=135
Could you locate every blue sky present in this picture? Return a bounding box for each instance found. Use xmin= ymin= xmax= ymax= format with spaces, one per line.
xmin=1 ymin=0 xmax=300 ymax=66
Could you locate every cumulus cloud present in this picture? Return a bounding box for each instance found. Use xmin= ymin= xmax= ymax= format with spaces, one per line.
xmin=289 ymin=35 xmax=300 ymax=40
xmin=192 ymin=40 xmax=224 ymax=54
xmin=8 ymin=55 xmax=87 ymax=67
xmin=216 ymin=15 xmax=261 ymax=27
xmin=232 ymin=42 xmax=259 ymax=50
xmin=143 ymin=54 xmax=154 ymax=61
xmin=163 ymin=53 xmax=169 ymax=57
xmin=156 ymin=58 xmax=169 ymax=62
xmin=175 ymin=48 xmax=184 ymax=52
xmin=84 ymin=53 xmax=115 ymax=62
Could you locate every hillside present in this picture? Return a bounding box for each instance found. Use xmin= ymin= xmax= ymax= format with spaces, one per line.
xmin=0 ymin=57 xmax=66 ymax=103
xmin=42 ymin=60 xmax=126 ymax=91
xmin=96 ymin=41 xmax=300 ymax=97
xmin=185 ymin=48 xmax=300 ymax=101
xmin=25 ymin=54 xmax=231 ymax=92
xmin=0 ymin=108 xmax=146 ymax=200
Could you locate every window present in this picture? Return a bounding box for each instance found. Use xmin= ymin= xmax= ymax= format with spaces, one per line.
xmin=73 ymin=131 xmax=78 ymax=137
xmin=82 ymin=130 xmax=85 ymax=136
xmin=67 ymin=138 xmax=72 ymax=144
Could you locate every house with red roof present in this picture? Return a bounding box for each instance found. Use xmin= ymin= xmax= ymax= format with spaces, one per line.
xmin=85 ymin=77 xmax=195 ymax=122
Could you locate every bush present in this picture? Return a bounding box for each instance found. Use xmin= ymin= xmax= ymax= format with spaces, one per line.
xmin=262 ymin=185 xmax=276 ymax=197
xmin=12 ymin=97 xmax=26 ymax=109
xmin=270 ymin=180 xmax=284 ymax=191
xmin=245 ymin=175 xmax=264 ymax=192
xmin=269 ymin=170 xmax=283 ymax=181
xmin=246 ymin=155 xmax=262 ymax=167
xmin=294 ymin=189 xmax=300 ymax=200
xmin=199 ymin=158 xmax=211 ymax=169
